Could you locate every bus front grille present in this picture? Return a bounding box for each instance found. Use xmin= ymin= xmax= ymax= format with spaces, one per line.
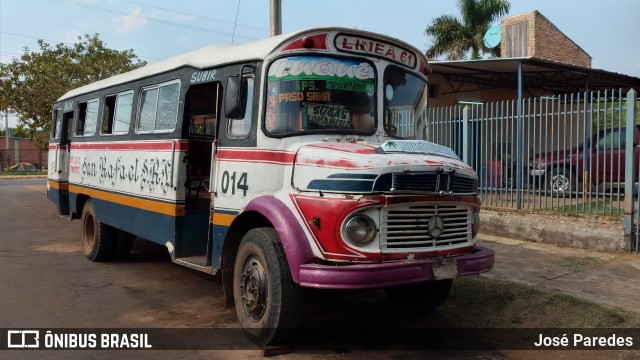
xmin=392 ymin=172 xmax=477 ymax=194
xmin=380 ymin=204 xmax=471 ymax=251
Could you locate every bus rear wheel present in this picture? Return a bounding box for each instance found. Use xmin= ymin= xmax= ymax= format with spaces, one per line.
xmin=81 ymin=199 xmax=116 ymax=262
xmin=233 ymin=228 xmax=302 ymax=346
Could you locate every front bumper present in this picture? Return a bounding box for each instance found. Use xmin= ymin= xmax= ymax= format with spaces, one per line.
xmin=298 ymin=246 xmax=495 ymax=289
xmin=530 ymin=169 xmax=546 ymax=177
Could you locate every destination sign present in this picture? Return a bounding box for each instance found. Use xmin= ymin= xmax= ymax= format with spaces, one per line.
xmin=335 ymin=34 xmax=417 ymax=68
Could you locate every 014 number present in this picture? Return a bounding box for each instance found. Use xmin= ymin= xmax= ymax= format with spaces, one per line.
xmin=220 ymin=171 xmax=248 ymax=197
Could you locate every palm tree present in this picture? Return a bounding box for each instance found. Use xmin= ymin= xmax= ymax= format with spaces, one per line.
xmin=425 ymin=0 xmax=510 ymax=60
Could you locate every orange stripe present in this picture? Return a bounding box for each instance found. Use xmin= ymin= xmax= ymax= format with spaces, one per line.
xmin=211 ymin=212 xmax=236 ymax=226
xmin=68 ymin=185 xmax=185 ymax=217
xmin=48 ymin=180 xmax=69 ymax=191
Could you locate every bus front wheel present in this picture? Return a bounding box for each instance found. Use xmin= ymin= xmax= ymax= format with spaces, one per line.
xmin=81 ymin=199 xmax=116 ymax=262
xmin=233 ymin=228 xmax=303 ymax=346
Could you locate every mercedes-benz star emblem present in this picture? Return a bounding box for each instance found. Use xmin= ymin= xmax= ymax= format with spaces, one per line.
xmin=428 ymin=215 xmax=445 ymax=239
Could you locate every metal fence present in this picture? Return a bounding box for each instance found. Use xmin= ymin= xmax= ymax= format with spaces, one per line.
xmin=427 ymin=90 xmax=639 ymax=215
xmin=428 ymin=89 xmax=640 ymax=251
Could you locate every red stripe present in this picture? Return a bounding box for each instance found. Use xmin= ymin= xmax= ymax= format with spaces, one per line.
xmin=217 ymin=149 xmax=295 ymax=164
xmin=68 ymin=141 xmax=188 ymax=151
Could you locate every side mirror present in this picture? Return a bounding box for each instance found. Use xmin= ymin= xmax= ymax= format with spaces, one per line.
xmin=224 ymin=75 xmax=247 ymax=119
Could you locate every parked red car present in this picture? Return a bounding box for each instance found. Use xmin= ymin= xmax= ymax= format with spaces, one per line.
xmin=529 ymin=126 xmax=639 ymax=196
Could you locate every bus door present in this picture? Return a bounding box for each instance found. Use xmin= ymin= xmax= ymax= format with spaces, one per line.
xmin=56 ymin=105 xmax=74 ymax=216
xmin=174 ymin=81 xmax=220 ymax=269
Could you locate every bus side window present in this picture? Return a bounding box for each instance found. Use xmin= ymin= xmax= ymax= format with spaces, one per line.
xmin=102 ymin=96 xmax=116 ymax=134
xmin=51 ymin=109 xmax=62 ymax=139
xmin=138 ymin=81 xmax=180 ymax=134
xmin=76 ymin=99 xmax=99 ymax=137
xmin=227 ymin=77 xmax=254 ymax=139
xmin=102 ymin=91 xmax=133 ymax=135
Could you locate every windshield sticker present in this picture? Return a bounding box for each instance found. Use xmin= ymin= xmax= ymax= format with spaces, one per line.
xmin=304 ymin=103 xmax=351 ymax=129
xmin=269 ymin=56 xmax=374 ymax=83
xmin=380 ymin=140 xmax=459 ymax=159
xmin=265 ymin=95 xmax=277 ymax=131
xmin=326 ymin=80 xmax=374 ymax=96
xmin=278 ymin=91 xmax=331 ymax=103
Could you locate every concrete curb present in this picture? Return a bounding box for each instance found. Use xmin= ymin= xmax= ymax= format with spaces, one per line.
xmin=479 ymin=208 xmax=625 ymax=252
xmin=0 ymin=175 xmax=47 ymax=181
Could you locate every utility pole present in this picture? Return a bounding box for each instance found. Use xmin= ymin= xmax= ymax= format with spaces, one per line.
xmin=4 ymin=111 xmax=8 ymax=172
xmin=270 ymin=0 xmax=282 ymax=37
xmin=0 ymin=0 xmax=5 ymax=173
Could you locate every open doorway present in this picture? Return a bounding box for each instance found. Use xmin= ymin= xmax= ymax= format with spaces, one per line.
xmin=183 ymin=82 xmax=220 ymax=208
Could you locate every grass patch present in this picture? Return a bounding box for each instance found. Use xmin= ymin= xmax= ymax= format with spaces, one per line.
xmin=437 ymin=276 xmax=638 ymax=328
xmin=553 ymin=256 xmax=605 ymax=272
xmin=556 ymin=199 xmax=624 ymax=217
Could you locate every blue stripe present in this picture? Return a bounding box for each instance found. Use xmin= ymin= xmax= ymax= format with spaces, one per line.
xmin=90 ymin=197 xmax=177 ymax=247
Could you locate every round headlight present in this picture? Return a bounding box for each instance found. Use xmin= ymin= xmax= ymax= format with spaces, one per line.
xmin=472 ymin=212 xmax=481 ymax=237
xmin=343 ymin=214 xmax=377 ymax=246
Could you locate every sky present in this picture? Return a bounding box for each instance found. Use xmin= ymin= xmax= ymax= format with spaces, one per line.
xmin=1 ymin=0 xmax=639 ymax=128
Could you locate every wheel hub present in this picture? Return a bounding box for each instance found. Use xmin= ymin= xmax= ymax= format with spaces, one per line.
xmin=83 ymin=214 xmax=95 ymax=251
xmin=551 ymin=174 xmax=569 ymax=192
xmin=239 ymin=255 xmax=267 ymax=321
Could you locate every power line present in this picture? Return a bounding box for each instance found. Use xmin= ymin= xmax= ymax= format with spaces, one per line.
xmin=0 ymin=50 xmax=21 ymax=57
xmin=118 ymin=0 xmax=268 ymax=33
xmin=45 ymin=0 xmax=260 ymax=42
xmin=1 ymin=31 xmax=161 ymax=61
xmin=231 ymin=0 xmax=241 ymax=44
xmin=2 ymin=31 xmax=71 ymax=47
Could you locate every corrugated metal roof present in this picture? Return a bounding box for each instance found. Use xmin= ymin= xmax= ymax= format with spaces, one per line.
xmin=429 ymin=57 xmax=640 ymax=93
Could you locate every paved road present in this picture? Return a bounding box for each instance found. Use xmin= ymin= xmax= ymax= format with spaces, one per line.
xmin=0 ymin=180 xmax=632 ymax=360
xmin=0 ymin=178 xmax=46 ymax=187
xmin=0 ymin=180 xmax=239 ymax=359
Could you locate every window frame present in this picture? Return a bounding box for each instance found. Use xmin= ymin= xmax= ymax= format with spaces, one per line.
xmin=262 ymin=54 xmax=378 ymax=139
xmin=75 ymin=98 xmax=100 ymax=137
xmin=136 ymin=80 xmax=181 ymax=135
xmin=101 ymin=90 xmax=135 ymax=136
xmin=382 ymin=65 xmax=429 ymax=140
xmin=227 ymin=76 xmax=255 ymax=140
xmin=51 ymin=108 xmax=62 ymax=140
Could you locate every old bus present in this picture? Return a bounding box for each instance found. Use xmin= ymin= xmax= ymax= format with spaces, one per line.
xmin=47 ymin=27 xmax=494 ymax=345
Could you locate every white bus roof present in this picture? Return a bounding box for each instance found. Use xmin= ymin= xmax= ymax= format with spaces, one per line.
xmin=58 ymin=27 xmax=423 ymax=102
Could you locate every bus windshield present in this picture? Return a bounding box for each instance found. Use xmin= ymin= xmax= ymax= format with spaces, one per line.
xmin=265 ymin=56 xmax=376 ymax=136
xmin=383 ymin=66 xmax=428 ymax=140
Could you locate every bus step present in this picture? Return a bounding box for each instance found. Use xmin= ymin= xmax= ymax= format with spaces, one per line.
xmin=174 ymin=256 xmax=213 ymax=274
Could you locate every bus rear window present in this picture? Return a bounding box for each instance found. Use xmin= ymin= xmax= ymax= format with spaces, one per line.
xmin=265 ymin=56 xmax=375 ymax=136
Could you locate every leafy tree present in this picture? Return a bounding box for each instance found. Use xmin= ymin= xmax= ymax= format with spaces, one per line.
xmin=0 ymin=127 xmax=29 ymax=138
xmin=425 ymin=0 xmax=510 ymax=60
xmin=0 ymin=34 xmax=146 ymax=149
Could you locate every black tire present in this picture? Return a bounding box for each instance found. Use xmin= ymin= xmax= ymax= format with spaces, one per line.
xmin=81 ymin=199 xmax=117 ymax=262
xmin=547 ymin=167 xmax=574 ymax=197
xmin=233 ymin=228 xmax=303 ymax=346
xmin=385 ymin=279 xmax=453 ymax=312
xmin=112 ymin=230 xmax=135 ymax=260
